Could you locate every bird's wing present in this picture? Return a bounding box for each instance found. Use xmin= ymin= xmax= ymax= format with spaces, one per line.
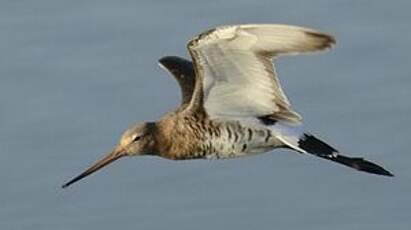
xmin=185 ymin=24 xmax=335 ymax=123
xmin=158 ymin=56 xmax=196 ymax=106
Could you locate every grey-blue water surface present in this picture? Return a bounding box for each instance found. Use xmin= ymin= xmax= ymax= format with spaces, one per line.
xmin=1 ymin=0 xmax=410 ymax=229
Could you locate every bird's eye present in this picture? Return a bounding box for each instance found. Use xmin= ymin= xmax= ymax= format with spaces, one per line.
xmin=133 ymin=135 xmax=141 ymax=142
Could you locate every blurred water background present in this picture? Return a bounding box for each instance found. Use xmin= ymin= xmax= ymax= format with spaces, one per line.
xmin=1 ymin=0 xmax=410 ymax=229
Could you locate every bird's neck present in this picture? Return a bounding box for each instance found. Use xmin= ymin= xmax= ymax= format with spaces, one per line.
xmin=151 ymin=112 xmax=207 ymax=160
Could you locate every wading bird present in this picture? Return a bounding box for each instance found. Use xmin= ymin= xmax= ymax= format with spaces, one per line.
xmin=62 ymin=24 xmax=393 ymax=188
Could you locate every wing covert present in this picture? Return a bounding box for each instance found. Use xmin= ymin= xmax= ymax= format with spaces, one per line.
xmin=186 ymin=24 xmax=335 ymax=123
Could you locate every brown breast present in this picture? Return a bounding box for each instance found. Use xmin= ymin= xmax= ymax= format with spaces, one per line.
xmin=153 ymin=112 xmax=209 ymax=160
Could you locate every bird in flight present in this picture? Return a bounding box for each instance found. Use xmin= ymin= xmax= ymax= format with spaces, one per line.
xmin=62 ymin=24 xmax=393 ymax=188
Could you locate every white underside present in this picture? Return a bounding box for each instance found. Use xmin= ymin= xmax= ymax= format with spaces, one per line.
xmin=204 ymin=117 xmax=306 ymax=159
xmin=269 ymin=122 xmax=306 ymax=153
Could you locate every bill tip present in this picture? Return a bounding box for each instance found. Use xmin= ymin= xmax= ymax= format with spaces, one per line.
xmin=61 ymin=182 xmax=71 ymax=189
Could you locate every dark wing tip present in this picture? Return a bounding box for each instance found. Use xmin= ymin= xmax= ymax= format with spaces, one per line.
xmin=352 ymin=157 xmax=394 ymax=177
xmin=159 ymin=56 xmax=189 ymax=66
xmin=158 ymin=56 xmax=194 ymax=75
xmin=304 ymin=31 xmax=336 ymax=50
xmin=158 ymin=56 xmax=196 ymax=106
xmin=332 ymin=155 xmax=394 ymax=177
xmin=298 ymin=134 xmax=393 ymax=177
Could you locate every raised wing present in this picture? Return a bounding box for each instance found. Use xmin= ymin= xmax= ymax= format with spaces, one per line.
xmin=186 ymin=24 xmax=335 ymax=123
xmin=159 ymin=56 xmax=196 ymax=106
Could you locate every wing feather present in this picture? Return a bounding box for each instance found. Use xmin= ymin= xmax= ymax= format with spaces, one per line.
xmin=158 ymin=56 xmax=196 ymax=107
xmin=186 ymin=24 xmax=335 ymax=123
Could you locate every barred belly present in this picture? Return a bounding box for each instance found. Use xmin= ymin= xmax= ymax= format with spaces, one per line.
xmin=200 ymin=121 xmax=283 ymax=159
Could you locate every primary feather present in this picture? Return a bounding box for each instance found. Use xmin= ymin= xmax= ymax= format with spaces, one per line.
xmin=187 ymin=24 xmax=335 ymax=123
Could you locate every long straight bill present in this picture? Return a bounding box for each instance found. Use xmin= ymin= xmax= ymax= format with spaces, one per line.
xmin=62 ymin=148 xmax=126 ymax=188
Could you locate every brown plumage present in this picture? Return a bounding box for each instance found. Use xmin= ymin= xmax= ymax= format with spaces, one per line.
xmin=62 ymin=24 xmax=393 ymax=189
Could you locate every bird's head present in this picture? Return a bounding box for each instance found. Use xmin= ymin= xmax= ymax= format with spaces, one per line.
xmin=62 ymin=122 xmax=156 ymax=188
xmin=118 ymin=122 xmax=156 ymax=156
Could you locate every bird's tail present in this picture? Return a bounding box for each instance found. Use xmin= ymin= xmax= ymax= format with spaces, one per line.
xmin=295 ymin=133 xmax=393 ymax=177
